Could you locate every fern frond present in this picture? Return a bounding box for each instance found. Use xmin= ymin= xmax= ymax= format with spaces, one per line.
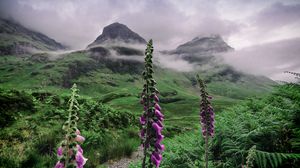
xmin=254 ymin=149 xmax=300 ymax=168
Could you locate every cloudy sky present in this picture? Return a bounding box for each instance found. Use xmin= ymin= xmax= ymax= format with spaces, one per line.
xmin=0 ymin=0 xmax=299 ymax=80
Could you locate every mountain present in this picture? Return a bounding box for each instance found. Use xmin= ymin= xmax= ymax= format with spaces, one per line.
xmin=174 ymin=34 xmax=233 ymax=54
xmin=87 ymin=22 xmax=147 ymax=48
xmin=0 ymin=21 xmax=275 ymax=122
xmin=0 ymin=18 xmax=66 ymax=55
xmin=162 ymin=34 xmax=234 ymax=64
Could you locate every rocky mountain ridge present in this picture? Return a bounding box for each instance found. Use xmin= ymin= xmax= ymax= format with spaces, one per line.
xmin=87 ymin=22 xmax=147 ymax=48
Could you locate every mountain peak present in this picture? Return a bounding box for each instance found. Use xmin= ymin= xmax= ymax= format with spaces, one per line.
xmin=175 ymin=34 xmax=233 ymax=54
xmin=87 ymin=22 xmax=146 ymax=48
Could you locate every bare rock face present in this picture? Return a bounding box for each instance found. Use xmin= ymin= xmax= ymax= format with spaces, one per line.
xmin=87 ymin=22 xmax=146 ymax=48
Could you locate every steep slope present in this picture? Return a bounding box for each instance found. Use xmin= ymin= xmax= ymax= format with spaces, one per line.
xmin=0 ymin=19 xmax=66 ymax=55
xmin=87 ymin=22 xmax=146 ymax=48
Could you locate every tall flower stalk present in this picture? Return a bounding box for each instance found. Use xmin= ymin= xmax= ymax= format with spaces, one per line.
xmin=197 ymin=75 xmax=215 ymax=168
xmin=55 ymin=84 xmax=87 ymax=168
xmin=140 ymin=40 xmax=164 ymax=168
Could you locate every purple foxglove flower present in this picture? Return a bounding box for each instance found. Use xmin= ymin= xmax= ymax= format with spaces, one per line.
xmin=154 ymin=142 xmax=165 ymax=151
xmin=76 ymin=151 xmax=88 ymax=168
xmin=152 ymin=152 xmax=162 ymax=161
xmin=139 ymin=129 xmax=145 ymax=138
xmin=151 ymin=154 xmax=161 ymax=168
xmin=77 ymin=144 xmax=83 ymax=154
xmin=155 ymin=103 xmax=161 ymax=111
xmin=156 ymin=120 xmax=163 ymax=127
xmin=157 ymin=116 xmax=164 ymax=121
xmin=156 ymin=134 xmax=164 ymax=143
xmin=140 ymin=116 xmax=146 ymax=125
xmin=140 ymin=40 xmax=164 ymax=168
xmin=75 ymin=135 xmax=85 ymax=143
xmin=155 ymin=109 xmax=164 ymax=118
xmin=55 ymin=161 xmax=64 ymax=168
xmin=57 ymin=146 xmax=63 ymax=156
xmin=154 ymin=95 xmax=159 ymax=102
xmin=152 ymin=122 xmax=163 ymax=133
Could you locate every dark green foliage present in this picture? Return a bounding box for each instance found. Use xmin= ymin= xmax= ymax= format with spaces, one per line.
xmin=0 ymin=89 xmax=35 ymax=127
xmin=0 ymin=87 xmax=138 ymax=167
xmin=254 ymin=150 xmax=300 ymax=168
xmin=213 ymin=84 xmax=300 ymax=167
xmin=134 ymin=84 xmax=300 ymax=168
xmin=81 ymin=102 xmax=136 ymax=130
xmin=161 ymin=132 xmax=205 ymax=168
xmin=62 ymin=60 xmax=101 ymax=87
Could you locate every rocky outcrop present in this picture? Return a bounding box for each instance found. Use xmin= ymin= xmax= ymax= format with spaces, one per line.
xmin=87 ymin=22 xmax=146 ymax=48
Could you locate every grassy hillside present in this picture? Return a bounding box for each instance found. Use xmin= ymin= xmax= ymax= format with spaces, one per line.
xmin=0 ymin=44 xmax=277 ymax=167
xmin=0 ymin=19 xmax=66 ymax=55
xmin=0 ymin=50 xmax=274 ymax=128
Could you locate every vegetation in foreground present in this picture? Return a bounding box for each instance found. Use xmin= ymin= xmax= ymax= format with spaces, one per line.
xmin=130 ymin=84 xmax=300 ymax=168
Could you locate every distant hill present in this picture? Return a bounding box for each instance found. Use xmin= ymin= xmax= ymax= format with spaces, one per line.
xmin=87 ymin=22 xmax=147 ymax=48
xmin=175 ymin=34 xmax=233 ymax=54
xmin=163 ymin=34 xmax=234 ymax=64
xmin=0 ymin=18 xmax=66 ymax=55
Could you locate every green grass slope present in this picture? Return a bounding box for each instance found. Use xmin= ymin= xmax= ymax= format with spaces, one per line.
xmin=0 ymin=19 xmax=65 ymax=55
xmin=0 ymin=50 xmax=275 ymax=129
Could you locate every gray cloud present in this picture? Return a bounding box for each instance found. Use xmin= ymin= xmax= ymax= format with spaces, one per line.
xmin=0 ymin=0 xmax=300 ymax=81
xmin=253 ymin=2 xmax=300 ymax=29
xmin=222 ymin=37 xmax=300 ymax=81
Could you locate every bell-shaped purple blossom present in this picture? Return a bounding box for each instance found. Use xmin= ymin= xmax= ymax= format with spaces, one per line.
xmin=75 ymin=135 xmax=85 ymax=143
xmin=156 ymin=134 xmax=164 ymax=144
xmin=55 ymin=161 xmax=64 ymax=168
xmin=152 ymin=122 xmax=163 ymax=133
xmin=155 ymin=103 xmax=161 ymax=111
xmin=151 ymin=152 xmax=162 ymax=168
xmin=77 ymin=144 xmax=83 ymax=154
xmin=156 ymin=120 xmax=163 ymax=128
xmin=155 ymin=142 xmax=165 ymax=151
xmin=153 ymin=95 xmax=159 ymax=102
xmin=139 ymin=128 xmax=146 ymax=138
xmin=151 ymin=154 xmax=161 ymax=168
xmin=140 ymin=116 xmax=146 ymax=125
xmin=76 ymin=150 xmax=88 ymax=168
xmin=155 ymin=109 xmax=164 ymax=119
xmin=57 ymin=146 xmax=63 ymax=157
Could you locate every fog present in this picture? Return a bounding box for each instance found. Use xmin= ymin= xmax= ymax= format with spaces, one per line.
xmin=222 ymin=38 xmax=300 ymax=81
xmin=0 ymin=0 xmax=300 ymax=80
